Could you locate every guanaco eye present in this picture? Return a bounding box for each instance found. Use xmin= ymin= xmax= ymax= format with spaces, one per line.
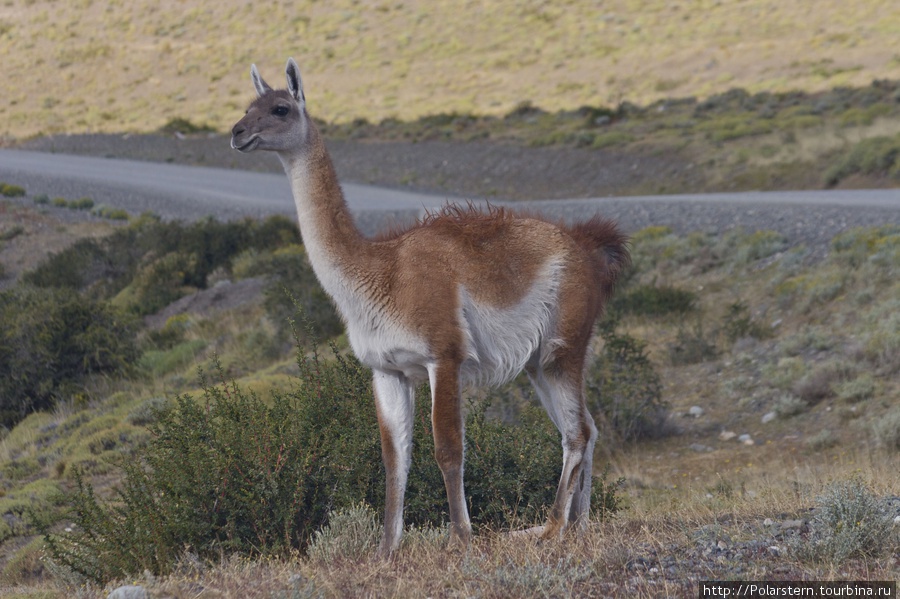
xmin=272 ymin=105 xmax=290 ymax=117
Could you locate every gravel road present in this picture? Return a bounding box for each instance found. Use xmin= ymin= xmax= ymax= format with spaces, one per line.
xmin=3 ymin=135 xmax=900 ymax=259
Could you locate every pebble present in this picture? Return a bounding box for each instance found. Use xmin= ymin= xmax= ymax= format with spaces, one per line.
xmin=738 ymin=433 xmax=754 ymax=445
xmin=689 ymin=406 xmax=705 ymax=418
xmin=719 ymin=430 xmax=737 ymax=441
xmin=761 ymin=411 xmax=776 ymax=423
xmin=690 ymin=443 xmax=713 ymax=453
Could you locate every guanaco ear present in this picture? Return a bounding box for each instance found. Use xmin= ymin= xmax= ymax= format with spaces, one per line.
xmin=250 ymin=64 xmax=272 ymax=97
xmin=285 ymin=57 xmax=305 ymax=107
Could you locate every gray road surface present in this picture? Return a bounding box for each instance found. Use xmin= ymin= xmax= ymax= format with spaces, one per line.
xmin=2 ymin=149 xmax=899 ymax=250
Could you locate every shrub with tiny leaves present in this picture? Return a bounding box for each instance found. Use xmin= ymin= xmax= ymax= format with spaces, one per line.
xmin=42 ymin=339 xmax=624 ymax=583
xmin=788 ymin=479 xmax=897 ymax=564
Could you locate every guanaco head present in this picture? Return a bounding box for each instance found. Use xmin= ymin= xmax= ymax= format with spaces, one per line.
xmin=231 ymin=58 xmax=309 ymax=154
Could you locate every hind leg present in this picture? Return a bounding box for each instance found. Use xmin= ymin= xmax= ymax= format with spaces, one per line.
xmin=527 ymin=363 xmax=595 ymax=537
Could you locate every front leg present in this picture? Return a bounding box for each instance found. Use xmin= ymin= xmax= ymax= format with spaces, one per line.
xmin=428 ymin=360 xmax=471 ymax=549
xmin=373 ymin=369 xmax=415 ymax=557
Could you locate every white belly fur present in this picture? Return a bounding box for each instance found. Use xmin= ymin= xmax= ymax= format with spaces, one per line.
xmin=345 ymin=258 xmax=565 ymax=386
xmin=459 ymin=258 xmax=565 ymax=386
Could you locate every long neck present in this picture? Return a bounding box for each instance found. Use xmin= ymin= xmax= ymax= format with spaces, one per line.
xmin=279 ymin=122 xmax=367 ymax=261
xmin=277 ymin=122 xmax=374 ymax=314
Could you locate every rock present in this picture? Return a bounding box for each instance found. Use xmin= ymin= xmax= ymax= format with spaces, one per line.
xmin=738 ymin=434 xmax=754 ymax=445
xmin=761 ymin=411 xmax=776 ymax=424
xmin=690 ymin=443 xmax=713 ymax=453
xmin=719 ymin=430 xmax=737 ymax=441
xmin=767 ymin=546 xmax=781 ymax=557
xmin=688 ymin=406 xmax=704 ymax=418
xmin=779 ymin=519 xmax=805 ymax=531
xmin=107 ymin=586 xmax=148 ymax=599
xmin=763 ymin=518 xmax=775 ymax=526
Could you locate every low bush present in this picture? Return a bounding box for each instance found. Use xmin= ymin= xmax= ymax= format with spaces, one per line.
xmin=44 ymin=344 xmax=624 ymax=583
xmin=0 ymin=286 xmax=139 ymax=428
xmin=25 ymin=214 xmax=302 ymax=314
xmin=788 ymin=479 xmax=897 ymax=563
xmin=611 ymin=284 xmax=696 ymax=317
xmin=306 ymin=503 xmax=381 ymax=562
xmin=871 ymin=408 xmax=900 ymax=451
xmin=0 ymin=182 xmax=26 ymax=197
xmin=587 ymin=318 xmax=668 ymax=441
xmin=262 ymin=244 xmax=343 ymax=344
xmin=825 ymin=134 xmax=900 ymax=186
xmin=722 ymin=301 xmax=771 ymax=342
xmin=668 ymin=319 xmax=718 ymax=366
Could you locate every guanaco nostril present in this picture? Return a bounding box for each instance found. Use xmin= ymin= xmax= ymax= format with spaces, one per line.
xmin=232 ymin=124 xmax=245 ymax=137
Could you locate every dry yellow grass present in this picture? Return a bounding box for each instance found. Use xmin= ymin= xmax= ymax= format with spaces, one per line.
xmin=1 ymin=0 xmax=899 ymax=139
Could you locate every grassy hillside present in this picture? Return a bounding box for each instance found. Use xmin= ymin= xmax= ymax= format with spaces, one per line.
xmin=0 ymin=198 xmax=897 ymax=596
xmin=1 ymin=0 xmax=899 ymax=139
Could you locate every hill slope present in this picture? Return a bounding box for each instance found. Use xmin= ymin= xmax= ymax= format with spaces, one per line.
xmin=1 ymin=0 xmax=899 ymax=139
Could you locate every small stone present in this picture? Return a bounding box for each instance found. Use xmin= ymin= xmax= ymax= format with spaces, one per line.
xmin=689 ymin=406 xmax=704 ymax=418
xmin=779 ymin=519 xmax=804 ymax=531
xmin=719 ymin=430 xmax=737 ymax=441
xmin=761 ymin=411 xmax=776 ymax=424
xmin=690 ymin=443 xmax=712 ymax=453
xmin=717 ymin=540 xmax=728 ymax=550
xmin=763 ymin=518 xmax=775 ymax=526
xmin=107 ymin=586 xmax=148 ymax=599
xmin=768 ymin=546 xmax=781 ymax=557
xmin=738 ymin=434 xmax=754 ymax=445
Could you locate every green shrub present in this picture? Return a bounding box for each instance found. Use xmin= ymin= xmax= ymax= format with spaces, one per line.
xmin=69 ymin=197 xmax=94 ymax=210
xmin=668 ymin=319 xmax=718 ymax=366
xmin=0 ymin=183 xmax=26 ymax=197
xmin=722 ymin=301 xmax=771 ymax=342
xmin=263 ymin=244 xmax=343 ymax=343
xmin=825 ymin=135 xmax=900 ymax=186
xmin=0 ymin=224 xmax=24 ymax=241
xmin=159 ymin=117 xmax=217 ymax=135
xmin=774 ymin=394 xmax=808 ymax=419
xmin=51 ymin=197 xmax=68 ymax=208
xmin=32 ymin=194 xmax=50 ymax=205
xmin=44 ymin=346 xmax=622 ymax=582
xmin=611 ymin=284 xmax=696 ymax=317
xmin=138 ymin=339 xmax=208 ymax=377
xmin=834 ymin=373 xmax=876 ymax=403
xmin=871 ymin=408 xmax=900 ymax=451
xmin=25 ymin=214 xmax=302 ymax=314
xmin=587 ymin=318 xmax=668 ymax=441
xmin=91 ymin=204 xmax=130 ymax=220
xmin=0 ymin=286 xmax=139 ymax=428
xmin=788 ymin=479 xmax=897 ymax=563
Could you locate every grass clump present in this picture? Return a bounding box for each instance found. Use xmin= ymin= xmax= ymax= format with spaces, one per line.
xmin=788 ymin=479 xmax=898 ymax=564
xmin=306 ymin=503 xmax=381 ymax=562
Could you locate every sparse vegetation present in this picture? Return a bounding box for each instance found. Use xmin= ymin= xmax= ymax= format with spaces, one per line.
xmin=1 ymin=183 xmax=26 ymax=197
xmin=788 ymin=479 xmax=898 ymax=564
xmin=2 ymin=212 xmax=900 ymax=595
